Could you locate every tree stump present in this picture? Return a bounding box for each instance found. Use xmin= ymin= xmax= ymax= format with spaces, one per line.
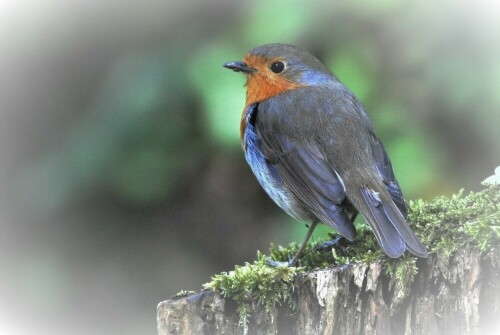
xmin=157 ymin=246 xmax=499 ymax=334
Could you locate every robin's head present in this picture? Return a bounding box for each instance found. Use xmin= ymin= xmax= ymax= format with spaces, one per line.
xmin=224 ymin=43 xmax=335 ymax=105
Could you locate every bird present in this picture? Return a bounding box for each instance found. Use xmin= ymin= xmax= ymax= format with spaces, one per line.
xmin=223 ymin=43 xmax=427 ymax=265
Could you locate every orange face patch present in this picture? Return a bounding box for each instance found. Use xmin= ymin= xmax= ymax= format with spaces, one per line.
xmin=240 ymin=54 xmax=301 ymax=139
xmin=243 ymin=54 xmax=301 ymax=106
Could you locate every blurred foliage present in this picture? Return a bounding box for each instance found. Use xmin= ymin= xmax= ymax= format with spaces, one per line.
xmin=188 ymin=43 xmax=244 ymax=145
xmin=21 ymin=0 xmax=500 ymax=213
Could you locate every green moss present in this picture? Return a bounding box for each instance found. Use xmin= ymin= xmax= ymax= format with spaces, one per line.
xmin=383 ymin=255 xmax=418 ymax=299
xmin=203 ymin=253 xmax=299 ymax=334
xmin=409 ymin=186 xmax=500 ymax=256
xmin=204 ymin=186 xmax=500 ymax=333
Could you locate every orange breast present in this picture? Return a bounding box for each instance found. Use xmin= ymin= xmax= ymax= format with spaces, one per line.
xmin=245 ymin=71 xmax=300 ymax=107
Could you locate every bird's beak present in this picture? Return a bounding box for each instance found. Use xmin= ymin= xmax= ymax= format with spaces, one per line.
xmin=223 ymin=61 xmax=256 ymax=74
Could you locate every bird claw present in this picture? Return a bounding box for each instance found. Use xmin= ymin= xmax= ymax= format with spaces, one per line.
xmin=266 ymin=254 xmax=297 ymax=268
xmin=313 ymin=236 xmax=346 ymax=252
xmin=266 ymin=259 xmax=292 ymax=267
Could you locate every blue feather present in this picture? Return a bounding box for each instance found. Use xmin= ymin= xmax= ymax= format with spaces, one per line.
xmin=243 ymin=104 xmax=302 ymax=219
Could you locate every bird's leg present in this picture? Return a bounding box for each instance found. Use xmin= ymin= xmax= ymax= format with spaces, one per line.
xmin=267 ymin=221 xmax=318 ymax=267
xmin=289 ymin=221 xmax=318 ymax=266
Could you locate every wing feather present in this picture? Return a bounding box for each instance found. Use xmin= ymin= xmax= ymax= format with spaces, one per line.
xmin=256 ymin=120 xmax=356 ymax=240
xmin=369 ymin=132 xmax=408 ymax=217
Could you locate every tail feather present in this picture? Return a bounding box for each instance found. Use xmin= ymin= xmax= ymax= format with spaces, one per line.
xmin=382 ymin=199 xmax=428 ymax=257
xmin=360 ymin=188 xmax=428 ymax=258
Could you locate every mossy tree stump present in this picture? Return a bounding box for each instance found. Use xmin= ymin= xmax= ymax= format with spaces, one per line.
xmin=158 ymin=187 xmax=500 ymax=334
xmin=158 ymin=247 xmax=499 ymax=334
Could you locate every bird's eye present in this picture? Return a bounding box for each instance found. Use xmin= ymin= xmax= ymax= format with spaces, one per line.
xmin=270 ymin=61 xmax=285 ymax=74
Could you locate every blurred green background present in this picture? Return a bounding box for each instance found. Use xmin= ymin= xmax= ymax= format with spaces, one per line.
xmin=1 ymin=0 xmax=499 ymax=334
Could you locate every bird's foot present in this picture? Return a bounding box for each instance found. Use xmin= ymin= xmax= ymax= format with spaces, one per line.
xmin=313 ymin=236 xmax=348 ymax=252
xmin=266 ymin=222 xmax=319 ymax=268
xmin=266 ymin=253 xmax=298 ymax=268
xmin=266 ymin=258 xmax=294 ymax=268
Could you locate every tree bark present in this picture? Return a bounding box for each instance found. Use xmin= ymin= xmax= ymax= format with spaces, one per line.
xmin=157 ymin=246 xmax=499 ymax=334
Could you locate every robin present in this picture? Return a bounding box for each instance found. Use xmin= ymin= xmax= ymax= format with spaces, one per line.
xmin=223 ymin=43 xmax=427 ymax=266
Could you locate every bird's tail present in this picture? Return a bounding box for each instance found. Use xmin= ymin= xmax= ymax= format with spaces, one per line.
xmin=357 ymin=188 xmax=428 ymax=258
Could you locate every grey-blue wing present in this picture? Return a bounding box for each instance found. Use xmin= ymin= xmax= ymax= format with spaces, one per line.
xmin=256 ymin=126 xmax=356 ymax=240
xmin=369 ymin=131 xmax=408 ymax=217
